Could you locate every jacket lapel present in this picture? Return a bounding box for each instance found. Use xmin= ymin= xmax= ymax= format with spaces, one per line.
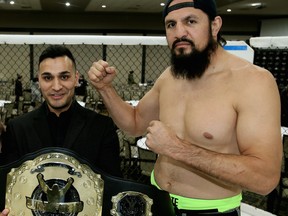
xmin=33 ymin=103 xmax=54 ymax=147
xmin=63 ymin=102 xmax=86 ymax=148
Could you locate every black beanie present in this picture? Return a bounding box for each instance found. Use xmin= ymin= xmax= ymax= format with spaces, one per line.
xmin=163 ymin=0 xmax=217 ymax=20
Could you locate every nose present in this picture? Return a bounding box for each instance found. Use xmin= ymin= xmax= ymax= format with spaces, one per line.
xmin=51 ymin=78 xmax=63 ymax=91
xmin=174 ymin=24 xmax=188 ymax=40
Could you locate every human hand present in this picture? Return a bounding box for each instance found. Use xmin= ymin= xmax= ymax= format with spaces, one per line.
xmin=88 ymin=60 xmax=116 ymax=90
xmin=146 ymin=120 xmax=179 ymax=156
xmin=0 ymin=209 xmax=9 ymax=216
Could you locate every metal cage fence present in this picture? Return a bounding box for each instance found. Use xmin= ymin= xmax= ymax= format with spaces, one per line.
xmin=1 ymin=35 xmax=288 ymax=183
xmin=0 ymin=35 xmax=170 ymax=183
xmin=253 ymin=47 xmax=288 ymax=128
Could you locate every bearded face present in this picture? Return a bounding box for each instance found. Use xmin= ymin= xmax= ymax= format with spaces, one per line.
xmin=170 ymin=27 xmax=218 ymax=80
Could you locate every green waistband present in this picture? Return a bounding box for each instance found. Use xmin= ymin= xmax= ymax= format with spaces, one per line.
xmin=150 ymin=170 xmax=242 ymax=212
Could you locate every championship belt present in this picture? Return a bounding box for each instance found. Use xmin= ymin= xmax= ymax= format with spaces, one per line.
xmin=0 ymin=147 xmax=175 ymax=216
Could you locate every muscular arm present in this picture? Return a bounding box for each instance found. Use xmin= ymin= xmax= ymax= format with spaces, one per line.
xmin=231 ymin=70 xmax=282 ymax=194
xmin=88 ymin=60 xmax=160 ymax=136
xmin=173 ymin=138 xmax=280 ymax=195
xmin=97 ymin=85 xmax=141 ymax=135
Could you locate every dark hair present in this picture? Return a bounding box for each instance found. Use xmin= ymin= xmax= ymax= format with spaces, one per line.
xmin=38 ymin=45 xmax=77 ymax=70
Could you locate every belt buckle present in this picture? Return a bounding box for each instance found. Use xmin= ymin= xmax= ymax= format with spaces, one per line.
xmin=111 ymin=191 xmax=153 ymax=216
xmin=5 ymin=152 xmax=104 ymax=215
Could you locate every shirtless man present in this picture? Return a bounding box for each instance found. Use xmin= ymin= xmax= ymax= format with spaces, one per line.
xmin=88 ymin=0 xmax=282 ymax=215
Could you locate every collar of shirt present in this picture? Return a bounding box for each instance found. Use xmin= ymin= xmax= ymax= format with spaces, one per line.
xmin=46 ymin=100 xmax=75 ymax=147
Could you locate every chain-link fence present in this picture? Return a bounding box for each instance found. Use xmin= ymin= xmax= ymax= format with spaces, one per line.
xmin=0 ymin=43 xmax=170 ymax=100
xmin=253 ymin=48 xmax=288 ymax=129
xmin=1 ymin=35 xmax=287 ymax=184
xmin=0 ymin=35 xmax=170 ymax=182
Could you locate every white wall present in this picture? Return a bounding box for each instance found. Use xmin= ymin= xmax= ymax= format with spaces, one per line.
xmin=261 ymin=18 xmax=288 ymax=36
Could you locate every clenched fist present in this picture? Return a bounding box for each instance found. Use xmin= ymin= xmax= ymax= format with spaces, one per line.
xmin=146 ymin=120 xmax=180 ymax=156
xmin=88 ymin=60 xmax=116 ymax=90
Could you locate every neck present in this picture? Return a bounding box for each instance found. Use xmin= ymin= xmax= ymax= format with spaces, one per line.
xmin=204 ymin=46 xmax=226 ymax=76
xmin=47 ymin=100 xmax=73 ymax=117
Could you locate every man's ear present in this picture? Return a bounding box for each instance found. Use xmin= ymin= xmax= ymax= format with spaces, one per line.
xmin=211 ymin=16 xmax=222 ymax=38
xmin=75 ymin=71 xmax=80 ymax=86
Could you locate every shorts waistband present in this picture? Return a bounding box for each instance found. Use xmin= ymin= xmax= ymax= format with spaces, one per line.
xmin=150 ymin=170 xmax=242 ymax=213
xmin=175 ymin=207 xmax=240 ymax=216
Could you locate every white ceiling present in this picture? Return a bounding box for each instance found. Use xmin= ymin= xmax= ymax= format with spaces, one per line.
xmin=0 ymin=0 xmax=287 ymax=16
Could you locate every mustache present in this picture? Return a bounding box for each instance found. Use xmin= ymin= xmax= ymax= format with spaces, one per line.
xmin=172 ymin=38 xmax=195 ymax=49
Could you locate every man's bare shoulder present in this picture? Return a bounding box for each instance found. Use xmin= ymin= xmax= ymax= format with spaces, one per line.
xmin=225 ymin=52 xmax=279 ymax=110
xmin=225 ymin=52 xmax=275 ymax=85
xmin=239 ymin=62 xmax=275 ymax=86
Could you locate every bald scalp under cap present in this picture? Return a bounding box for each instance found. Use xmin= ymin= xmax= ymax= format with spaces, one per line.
xmin=163 ymin=0 xmax=217 ymax=20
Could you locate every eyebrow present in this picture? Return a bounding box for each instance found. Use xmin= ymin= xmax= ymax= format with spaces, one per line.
xmin=40 ymin=71 xmax=71 ymax=76
xmin=165 ymin=14 xmax=199 ymax=25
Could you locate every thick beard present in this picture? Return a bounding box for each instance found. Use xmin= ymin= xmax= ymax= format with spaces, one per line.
xmin=170 ymin=32 xmax=218 ymax=80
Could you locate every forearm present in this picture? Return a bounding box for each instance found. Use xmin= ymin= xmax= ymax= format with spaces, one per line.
xmin=171 ymin=139 xmax=280 ymax=195
xmin=97 ymin=85 xmax=145 ymax=136
xmin=88 ymin=60 xmax=157 ymax=136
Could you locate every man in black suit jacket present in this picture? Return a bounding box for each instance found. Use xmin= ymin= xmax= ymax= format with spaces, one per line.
xmin=0 ymin=45 xmax=121 ymax=177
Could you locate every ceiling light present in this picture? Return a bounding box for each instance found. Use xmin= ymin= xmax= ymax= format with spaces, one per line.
xmin=160 ymin=3 xmax=165 ymax=7
xmin=227 ymin=9 xmax=232 ymax=12
xmin=65 ymin=2 xmax=70 ymax=7
xmin=102 ymin=5 xmax=106 ymax=8
xmin=250 ymin=2 xmax=265 ymax=9
xmin=9 ymin=1 xmax=14 ymax=4
xmin=251 ymin=3 xmax=262 ymax=7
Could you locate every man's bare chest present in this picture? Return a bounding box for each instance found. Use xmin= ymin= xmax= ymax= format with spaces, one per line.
xmin=158 ymin=88 xmax=238 ymax=150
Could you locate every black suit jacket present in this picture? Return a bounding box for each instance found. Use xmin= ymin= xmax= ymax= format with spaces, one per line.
xmin=0 ymin=101 xmax=122 ymax=177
